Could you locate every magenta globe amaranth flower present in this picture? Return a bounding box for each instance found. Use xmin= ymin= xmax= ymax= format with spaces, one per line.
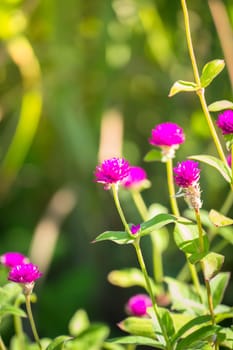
xmin=122 ymin=166 xmax=149 ymax=191
xmin=8 ymin=263 xmax=43 ymax=284
xmin=131 ymin=224 xmax=141 ymax=235
xmin=0 ymin=252 xmax=28 ymax=268
xmin=94 ymin=157 xmax=130 ymax=190
xmin=174 ymin=160 xmax=202 ymax=209
xmin=174 ymin=160 xmax=200 ymax=188
xmin=149 ymin=122 xmax=185 ymax=161
xmin=126 ymin=294 xmax=152 ymax=317
xmin=216 ymin=110 xmax=233 ymax=135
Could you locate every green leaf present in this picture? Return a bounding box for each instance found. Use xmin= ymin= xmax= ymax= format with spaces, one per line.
xmin=219 ymin=328 xmax=233 ymax=349
xmin=165 ymin=277 xmax=206 ymax=314
xmin=107 ymin=268 xmax=158 ymax=294
xmin=210 ymin=272 xmax=230 ymax=308
xmin=0 ymin=304 xmax=27 ymax=318
xmin=209 ymin=209 xmax=233 ymax=227
xmin=144 ymin=149 xmax=162 ymax=162
xmin=93 ymin=231 xmax=133 ymax=245
xmin=141 ymin=213 xmax=176 ymax=236
xmin=174 ymin=221 xmax=209 ymax=256
xmin=176 ymin=325 xmax=220 ymax=350
xmin=168 ymin=80 xmax=198 ymax=97
xmin=202 ymin=252 xmax=224 ymax=281
xmin=68 ymin=309 xmax=90 ymax=336
xmin=102 ymin=343 xmax=125 ymax=350
xmin=171 ymin=315 xmax=211 ymax=345
xmin=46 ymin=336 xmax=71 ymax=350
xmin=118 ymin=317 xmax=156 ymax=339
xmin=208 ymin=100 xmax=233 ymax=112
xmin=107 ymin=336 xmax=165 ymax=348
xmin=200 ymin=59 xmax=225 ymax=88
xmin=189 ymin=155 xmax=231 ymax=183
xmin=65 ymin=324 xmax=109 ymax=350
xmin=217 ymin=226 xmax=233 ymax=245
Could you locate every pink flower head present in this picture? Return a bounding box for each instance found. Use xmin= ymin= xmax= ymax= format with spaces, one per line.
xmin=94 ymin=157 xmax=130 ymax=189
xmin=174 ymin=160 xmax=200 ymax=188
xmin=126 ymin=294 xmax=152 ymax=317
xmin=131 ymin=224 xmax=141 ymax=235
xmin=8 ymin=263 xmax=43 ymax=284
xmin=216 ymin=110 xmax=233 ymax=135
xmin=122 ymin=166 xmax=148 ymax=190
xmin=0 ymin=252 xmax=28 ymax=268
xmin=149 ymin=122 xmax=185 ymax=147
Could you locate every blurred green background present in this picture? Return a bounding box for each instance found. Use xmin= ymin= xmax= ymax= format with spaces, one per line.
xmin=0 ymin=0 xmax=232 ymax=342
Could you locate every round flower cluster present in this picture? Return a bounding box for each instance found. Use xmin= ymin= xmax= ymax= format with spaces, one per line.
xmin=126 ymin=294 xmax=152 ymax=317
xmin=94 ymin=157 xmax=130 ymax=190
xmin=173 ymin=160 xmax=202 ymax=209
xmin=122 ymin=166 xmax=149 ymax=191
xmin=149 ymin=122 xmax=185 ymax=160
xmin=216 ymin=110 xmax=233 ymax=135
xmin=0 ymin=252 xmax=42 ymax=293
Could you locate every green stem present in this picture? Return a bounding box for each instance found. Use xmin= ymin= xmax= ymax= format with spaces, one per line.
xmin=0 ymin=336 xmax=7 ymax=350
xmin=13 ymin=297 xmax=25 ymax=350
xmin=111 ymin=184 xmax=133 ymax=237
xmin=133 ymin=238 xmax=171 ymax=350
xmin=131 ymin=190 xmax=164 ymax=289
xmin=25 ymin=295 xmax=42 ymax=350
xmin=166 ymin=159 xmax=180 ymax=217
xmin=194 ymin=209 xmax=217 ymax=349
xmin=166 ymin=158 xmax=203 ymax=301
xmin=181 ymin=0 xmax=227 ymax=166
xmin=131 ymin=190 xmax=148 ymax=221
xmin=231 ymin=146 xmax=233 ymax=183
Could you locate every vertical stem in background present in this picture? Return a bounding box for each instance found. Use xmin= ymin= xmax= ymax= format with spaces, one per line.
xmin=131 ymin=191 xmax=148 ymax=221
xmin=194 ymin=209 xmax=218 ymax=350
xmin=13 ymin=297 xmax=25 ymax=350
xmin=181 ymin=0 xmax=227 ymax=166
xmin=0 ymin=337 xmax=7 ymax=350
xmin=166 ymin=158 xmax=203 ymax=301
xmin=25 ymin=295 xmax=42 ymax=350
xmin=133 ymin=239 xmax=171 ymax=350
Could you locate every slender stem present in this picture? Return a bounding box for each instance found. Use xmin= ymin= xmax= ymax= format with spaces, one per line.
xmin=194 ymin=209 xmax=217 ymax=349
xmin=166 ymin=159 xmax=180 ymax=217
xmin=131 ymin=190 xmax=148 ymax=221
xmin=133 ymin=238 xmax=171 ymax=350
xmin=25 ymin=295 xmax=42 ymax=350
xmin=0 ymin=337 xmax=7 ymax=350
xmin=231 ymin=146 xmax=233 ymax=183
xmin=111 ymin=184 xmax=133 ymax=237
xmin=13 ymin=297 xmax=25 ymax=350
xmin=181 ymin=0 xmax=227 ymax=166
xmin=166 ymin=158 xmax=203 ymax=301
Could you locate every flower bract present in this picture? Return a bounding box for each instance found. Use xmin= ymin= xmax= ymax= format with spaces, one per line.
xmin=174 ymin=160 xmax=200 ymax=188
xmin=126 ymin=294 xmax=152 ymax=317
xmin=94 ymin=157 xmax=130 ymax=189
xmin=216 ymin=110 xmax=233 ymax=135
xmin=149 ymin=122 xmax=185 ymax=147
xmin=0 ymin=252 xmax=28 ymax=268
xmin=8 ymin=263 xmax=43 ymax=284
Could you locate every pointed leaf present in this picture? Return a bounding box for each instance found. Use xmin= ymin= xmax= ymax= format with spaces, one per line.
xmin=118 ymin=317 xmax=156 ymax=339
xmin=68 ymin=309 xmax=90 ymax=337
xmin=144 ymin=149 xmax=162 ymax=162
xmin=107 ymin=268 xmax=158 ymax=294
xmin=66 ymin=324 xmax=109 ymax=349
xmin=169 ymin=80 xmax=198 ymax=97
xmin=208 ymin=100 xmax=233 ymax=112
xmin=102 ymin=343 xmax=125 ymax=350
xmin=202 ymin=252 xmax=224 ymax=281
xmin=176 ymin=325 xmax=220 ymax=350
xmin=0 ymin=304 xmax=27 ymax=318
xmin=107 ymin=335 xmax=165 ymax=348
xmin=209 ymin=209 xmax=233 ymax=227
xmin=171 ymin=315 xmax=211 ymax=344
xmin=200 ymin=59 xmax=225 ymax=88
xmin=219 ymin=328 xmax=233 ymax=349
xmin=141 ymin=213 xmax=176 ymax=236
xmin=217 ymin=226 xmax=233 ymax=245
xmin=93 ymin=231 xmax=133 ymax=245
xmin=189 ymin=155 xmax=231 ymax=183
xmin=210 ymin=272 xmax=230 ymax=308
xmin=46 ymin=336 xmax=71 ymax=350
